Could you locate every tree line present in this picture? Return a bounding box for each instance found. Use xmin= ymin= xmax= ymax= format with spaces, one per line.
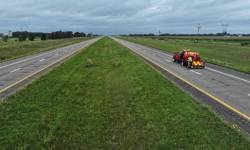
xmin=0 ymin=31 xmax=91 ymax=42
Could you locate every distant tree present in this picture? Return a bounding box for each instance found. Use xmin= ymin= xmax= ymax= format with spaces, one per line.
xmin=74 ymin=32 xmax=86 ymax=37
xmin=48 ymin=31 xmax=73 ymax=39
xmin=87 ymin=33 xmax=92 ymax=37
xmin=18 ymin=33 xmax=27 ymax=41
xmin=13 ymin=31 xmax=29 ymax=38
xmin=2 ymin=35 xmax=8 ymax=42
xmin=41 ymin=34 xmax=47 ymax=40
xmin=28 ymin=33 xmax=35 ymax=41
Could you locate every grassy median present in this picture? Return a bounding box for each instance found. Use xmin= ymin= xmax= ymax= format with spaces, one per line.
xmin=0 ymin=37 xmax=90 ymax=62
xmin=0 ymin=37 xmax=249 ymax=149
xmin=122 ymin=37 xmax=250 ymax=73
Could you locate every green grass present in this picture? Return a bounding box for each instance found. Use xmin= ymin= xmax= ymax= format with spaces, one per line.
xmin=0 ymin=37 xmax=90 ymax=62
xmin=0 ymin=37 xmax=249 ymax=149
xmin=122 ymin=37 xmax=250 ymax=73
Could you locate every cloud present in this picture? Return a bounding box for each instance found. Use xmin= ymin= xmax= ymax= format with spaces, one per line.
xmin=0 ymin=0 xmax=249 ymax=34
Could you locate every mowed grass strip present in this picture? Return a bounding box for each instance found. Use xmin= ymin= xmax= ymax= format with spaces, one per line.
xmin=0 ymin=37 xmax=90 ymax=62
xmin=0 ymin=38 xmax=249 ymax=149
xmin=122 ymin=37 xmax=250 ymax=73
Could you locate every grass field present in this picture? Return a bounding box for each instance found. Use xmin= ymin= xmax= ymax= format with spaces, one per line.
xmin=121 ymin=37 xmax=250 ymax=73
xmin=155 ymin=36 xmax=250 ymax=42
xmin=0 ymin=37 xmax=90 ymax=62
xmin=0 ymin=38 xmax=249 ymax=149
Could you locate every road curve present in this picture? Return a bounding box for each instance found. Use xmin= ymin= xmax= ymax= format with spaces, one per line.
xmin=0 ymin=37 xmax=101 ymax=99
xmin=113 ymin=37 xmax=250 ymax=125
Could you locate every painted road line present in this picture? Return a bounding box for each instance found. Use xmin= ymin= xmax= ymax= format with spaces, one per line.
xmin=248 ymin=93 xmax=250 ymax=97
xmin=0 ymin=39 xmax=98 ymax=95
xmin=125 ymin=40 xmax=250 ymax=84
xmin=149 ymin=49 xmax=250 ymax=83
xmin=0 ymin=51 xmax=57 ymax=70
xmin=115 ymin=38 xmax=250 ymax=121
xmin=39 ymin=59 xmax=46 ymax=62
xmin=165 ymin=59 xmax=172 ymax=63
xmin=206 ymin=67 xmax=250 ymax=84
xmin=190 ymin=70 xmax=201 ymax=75
xmin=0 ymin=42 xmax=87 ymax=70
xmin=149 ymin=49 xmax=249 ymax=83
xmin=10 ymin=68 xmax=21 ymax=73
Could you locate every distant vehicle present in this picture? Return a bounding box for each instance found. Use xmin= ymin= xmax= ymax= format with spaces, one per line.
xmin=173 ymin=50 xmax=205 ymax=69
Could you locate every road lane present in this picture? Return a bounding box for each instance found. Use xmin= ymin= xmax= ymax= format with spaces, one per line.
xmin=113 ymin=37 xmax=250 ymax=121
xmin=0 ymin=37 xmax=101 ymax=98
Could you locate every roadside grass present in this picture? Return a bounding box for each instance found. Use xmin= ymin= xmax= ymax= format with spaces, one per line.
xmin=0 ymin=37 xmax=249 ymax=149
xmin=0 ymin=37 xmax=90 ymax=62
xmin=122 ymin=37 xmax=250 ymax=73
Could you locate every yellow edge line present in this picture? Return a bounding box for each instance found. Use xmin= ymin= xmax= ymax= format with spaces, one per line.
xmin=123 ymin=41 xmax=250 ymax=121
xmin=0 ymin=41 xmax=94 ymax=95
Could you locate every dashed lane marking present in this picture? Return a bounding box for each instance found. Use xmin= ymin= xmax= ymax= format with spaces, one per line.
xmin=190 ymin=70 xmax=201 ymax=75
xmin=10 ymin=68 xmax=21 ymax=73
xmin=123 ymin=40 xmax=250 ymax=84
xmin=0 ymin=51 xmax=56 ymax=69
xmin=165 ymin=59 xmax=172 ymax=63
xmin=0 ymin=38 xmax=100 ymax=95
xmin=206 ymin=67 xmax=250 ymax=84
xmin=39 ymin=59 xmax=46 ymax=62
xmin=114 ymin=38 xmax=250 ymax=121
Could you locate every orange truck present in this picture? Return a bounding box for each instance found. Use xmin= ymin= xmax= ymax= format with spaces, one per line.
xmin=173 ymin=50 xmax=205 ymax=69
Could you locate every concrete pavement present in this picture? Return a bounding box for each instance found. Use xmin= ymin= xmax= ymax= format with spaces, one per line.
xmin=0 ymin=37 xmax=101 ymax=99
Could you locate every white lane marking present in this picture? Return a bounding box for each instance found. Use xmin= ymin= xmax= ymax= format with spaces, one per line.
xmin=190 ymin=70 xmax=201 ymax=75
xmin=123 ymin=39 xmax=250 ymax=84
xmin=0 ymin=42 xmax=87 ymax=70
xmin=10 ymin=68 xmax=21 ymax=73
xmin=165 ymin=59 xmax=172 ymax=63
xmin=115 ymin=38 xmax=250 ymax=121
xmin=39 ymin=59 xmax=46 ymax=62
xmin=149 ymin=49 xmax=250 ymax=83
xmin=0 ymin=51 xmax=57 ymax=69
xmin=206 ymin=67 xmax=250 ymax=84
xmin=151 ymin=50 xmax=172 ymax=58
xmin=248 ymin=93 xmax=250 ymax=97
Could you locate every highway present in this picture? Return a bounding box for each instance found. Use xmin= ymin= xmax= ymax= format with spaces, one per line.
xmin=0 ymin=37 xmax=100 ymax=98
xmin=113 ymin=37 xmax=250 ymax=124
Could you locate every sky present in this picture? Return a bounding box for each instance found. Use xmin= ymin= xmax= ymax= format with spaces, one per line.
xmin=0 ymin=0 xmax=250 ymax=35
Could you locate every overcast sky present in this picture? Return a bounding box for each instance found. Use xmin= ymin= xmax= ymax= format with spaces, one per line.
xmin=0 ymin=0 xmax=250 ymax=34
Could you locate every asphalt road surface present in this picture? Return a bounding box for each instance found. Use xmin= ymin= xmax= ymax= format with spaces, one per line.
xmin=0 ymin=37 xmax=100 ymax=99
xmin=113 ymin=37 xmax=250 ymax=123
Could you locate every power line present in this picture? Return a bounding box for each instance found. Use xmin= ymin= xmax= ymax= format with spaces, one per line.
xmin=221 ymin=23 xmax=229 ymax=34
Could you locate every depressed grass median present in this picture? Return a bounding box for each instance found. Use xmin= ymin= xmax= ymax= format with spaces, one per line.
xmin=0 ymin=37 xmax=249 ymax=149
xmin=0 ymin=37 xmax=90 ymax=62
xmin=122 ymin=37 xmax=250 ymax=73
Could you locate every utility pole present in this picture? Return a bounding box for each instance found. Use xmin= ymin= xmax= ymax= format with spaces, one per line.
xmin=197 ymin=24 xmax=202 ymax=34
xmin=8 ymin=30 xmax=12 ymax=37
xmin=221 ymin=24 xmax=229 ymax=35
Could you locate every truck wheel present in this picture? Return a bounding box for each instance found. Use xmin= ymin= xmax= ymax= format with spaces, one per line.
xmin=182 ymin=61 xmax=187 ymax=66
xmin=181 ymin=61 xmax=184 ymax=66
